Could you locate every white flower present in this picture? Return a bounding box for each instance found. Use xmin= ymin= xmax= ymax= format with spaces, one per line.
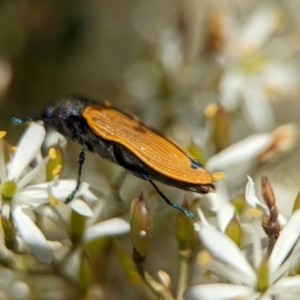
xmin=219 ymin=3 xmax=299 ymax=131
xmin=0 ymin=124 xmax=52 ymax=263
xmin=186 ymin=208 xmax=300 ymax=300
xmin=0 ymin=124 xmax=96 ymax=262
xmin=207 ymin=124 xmax=297 ymax=186
xmin=197 ymin=126 xmax=295 ymax=232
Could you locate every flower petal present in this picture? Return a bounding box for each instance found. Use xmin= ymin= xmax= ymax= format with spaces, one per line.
xmin=17 ymin=156 xmax=50 ymax=189
xmin=238 ymin=4 xmax=279 ymax=51
xmin=43 ymin=129 xmax=67 ymax=150
xmin=183 ymin=284 xmax=255 ymax=300
xmin=267 ymin=276 xmax=300 ymax=296
xmin=217 ymin=202 xmax=235 ymax=232
xmin=241 ymin=80 xmax=274 ymax=131
xmin=207 ymin=134 xmax=272 ymax=174
xmin=78 ymin=182 xmax=99 ymax=204
xmin=12 ymin=206 xmax=52 ymax=263
xmin=14 ymin=188 xmax=49 ymax=205
xmin=70 ymin=199 xmax=93 ymax=217
xmin=272 ymin=240 xmax=300 ymax=284
xmin=199 ymin=225 xmax=256 ymax=286
xmin=269 ymin=210 xmax=300 ymax=279
xmin=219 ymin=70 xmax=244 ymax=111
xmin=245 ymin=176 xmax=268 ymax=213
xmin=50 ymin=179 xmax=78 ymax=199
xmin=83 ymin=218 xmax=130 ymax=242
xmin=62 ymin=247 xmax=82 ymax=282
xmin=196 ymin=208 xmax=209 ymax=226
xmin=199 ymin=192 xmax=222 ymax=212
xmin=2 ymin=202 xmax=10 ymax=220
xmin=200 ymin=180 xmax=230 ymax=213
xmin=8 ymin=123 xmax=46 ymax=181
xmin=251 ymin=224 xmax=264 ymax=270
xmin=261 ymin=63 xmax=298 ymax=93
xmin=16 ymin=180 xmax=77 ymax=203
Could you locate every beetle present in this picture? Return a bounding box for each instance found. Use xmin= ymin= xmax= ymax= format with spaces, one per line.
xmin=12 ymin=95 xmax=215 ymax=217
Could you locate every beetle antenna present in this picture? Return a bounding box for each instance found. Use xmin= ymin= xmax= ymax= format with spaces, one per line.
xmin=148 ymin=179 xmax=195 ymax=218
xmin=65 ymin=145 xmax=87 ymax=203
xmin=11 ymin=116 xmax=37 ymax=126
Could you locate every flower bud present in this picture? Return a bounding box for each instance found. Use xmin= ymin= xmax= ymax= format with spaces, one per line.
xmin=71 ymin=210 xmax=87 ymax=243
xmin=205 ymin=103 xmax=230 ymax=152
xmin=1 ymin=204 xmax=17 ymax=249
xmin=213 ymin=104 xmax=230 ymax=152
xmin=258 ymin=124 xmax=297 ymax=164
xmin=175 ymin=198 xmax=194 ymax=250
xmin=187 ymin=140 xmax=206 ymax=165
xmin=79 ymin=255 xmax=92 ymax=294
xmin=130 ymin=193 xmax=153 ymax=261
xmin=261 ymin=175 xmax=277 ymax=213
xmin=0 ymin=131 xmax=10 ymax=163
xmin=230 ymin=195 xmax=246 ymax=214
xmin=225 ymin=216 xmax=242 ymax=248
xmin=204 ymin=10 xmax=226 ymax=54
xmin=256 ymin=257 xmax=269 ymax=293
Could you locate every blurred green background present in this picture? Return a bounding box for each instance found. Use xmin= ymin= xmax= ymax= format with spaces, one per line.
xmin=1 ymin=0 xmax=300 ymax=135
xmin=0 ymin=0 xmax=143 ymax=126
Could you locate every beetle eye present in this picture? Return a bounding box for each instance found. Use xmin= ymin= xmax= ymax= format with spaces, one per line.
xmin=43 ymin=107 xmax=53 ymax=118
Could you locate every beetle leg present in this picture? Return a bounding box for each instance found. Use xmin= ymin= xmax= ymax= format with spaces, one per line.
xmin=148 ymin=179 xmax=195 ymax=218
xmin=65 ymin=145 xmax=88 ymax=203
xmin=129 ymin=171 xmax=194 ymax=217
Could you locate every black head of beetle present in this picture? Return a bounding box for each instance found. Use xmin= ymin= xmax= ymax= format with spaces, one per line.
xmin=41 ymin=96 xmax=95 ymax=141
xmin=42 ymin=95 xmax=92 ymax=120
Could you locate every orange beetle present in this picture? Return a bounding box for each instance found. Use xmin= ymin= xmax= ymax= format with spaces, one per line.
xmin=12 ymin=95 xmax=215 ymax=217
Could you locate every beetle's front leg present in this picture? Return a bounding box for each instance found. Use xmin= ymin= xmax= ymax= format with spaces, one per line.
xmin=65 ymin=144 xmax=88 ymax=203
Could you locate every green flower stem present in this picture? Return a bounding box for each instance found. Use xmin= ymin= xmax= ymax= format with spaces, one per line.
xmin=176 ymin=249 xmax=192 ymax=300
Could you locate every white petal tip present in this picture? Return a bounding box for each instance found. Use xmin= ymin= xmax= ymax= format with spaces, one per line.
xmin=70 ymin=199 xmax=94 ymax=217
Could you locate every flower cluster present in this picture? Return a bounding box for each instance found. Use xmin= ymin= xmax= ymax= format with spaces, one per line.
xmin=0 ymin=125 xmax=130 ymax=299
xmin=185 ymin=175 xmax=300 ymax=300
